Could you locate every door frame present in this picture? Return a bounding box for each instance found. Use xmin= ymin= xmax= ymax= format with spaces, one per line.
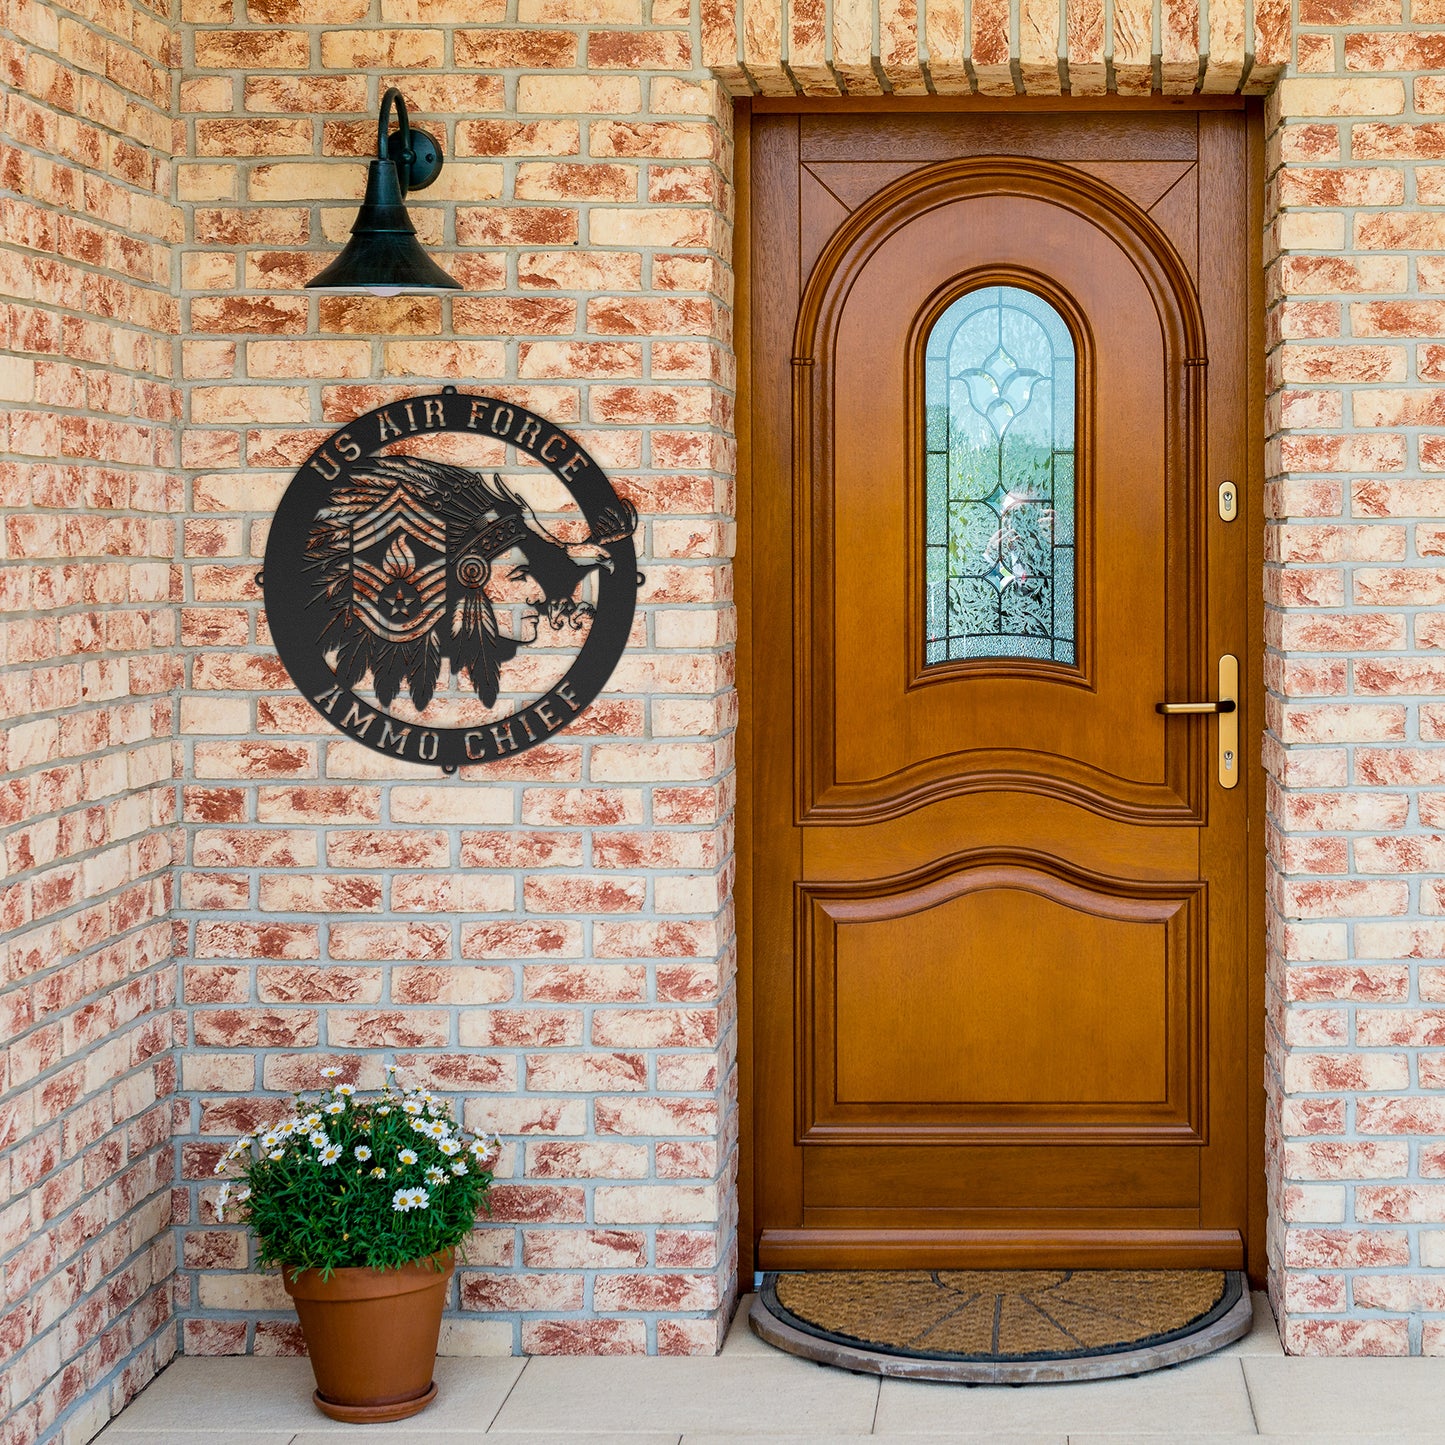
xmin=734 ymin=95 xmax=1268 ymax=1286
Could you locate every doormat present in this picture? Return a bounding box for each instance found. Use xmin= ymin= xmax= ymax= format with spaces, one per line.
xmin=750 ymin=1269 xmax=1251 ymax=1383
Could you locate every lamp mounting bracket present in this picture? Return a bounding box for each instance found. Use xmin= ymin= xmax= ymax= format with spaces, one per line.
xmin=385 ymin=125 xmax=442 ymax=194
xmin=378 ymin=86 xmax=443 ymax=195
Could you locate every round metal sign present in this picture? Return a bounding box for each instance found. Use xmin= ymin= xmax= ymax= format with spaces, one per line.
xmin=262 ymin=389 xmax=639 ymax=771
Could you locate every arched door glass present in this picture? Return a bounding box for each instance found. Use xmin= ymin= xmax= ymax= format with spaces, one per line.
xmin=924 ymin=285 xmax=1077 ymax=665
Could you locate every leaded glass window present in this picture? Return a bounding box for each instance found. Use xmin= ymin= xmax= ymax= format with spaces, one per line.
xmin=924 ymin=285 xmax=1077 ymax=666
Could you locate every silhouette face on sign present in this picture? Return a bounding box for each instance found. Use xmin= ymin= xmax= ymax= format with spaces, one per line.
xmin=309 ymin=455 xmax=635 ymax=713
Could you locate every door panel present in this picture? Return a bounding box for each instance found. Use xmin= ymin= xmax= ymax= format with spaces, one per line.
xmin=750 ymin=109 xmax=1256 ymax=1271
xmin=807 ymin=864 xmax=1195 ymax=1120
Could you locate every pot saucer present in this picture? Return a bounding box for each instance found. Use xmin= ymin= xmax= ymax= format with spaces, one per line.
xmin=312 ymin=1380 xmax=437 ymax=1423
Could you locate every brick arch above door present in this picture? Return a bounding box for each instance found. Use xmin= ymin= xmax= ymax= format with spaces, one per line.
xmin=702 ymin=0 xmax=1289 ymax=97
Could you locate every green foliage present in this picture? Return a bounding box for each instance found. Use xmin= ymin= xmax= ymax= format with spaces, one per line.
xmin=213 ymin=1068 xmax=500 ymax=1277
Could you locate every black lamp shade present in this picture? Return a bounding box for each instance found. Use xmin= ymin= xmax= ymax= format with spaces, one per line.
xmin=306 ymin=91 xmax=460 ymax=296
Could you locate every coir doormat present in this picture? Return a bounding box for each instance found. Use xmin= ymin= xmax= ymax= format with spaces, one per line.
xmin=750 ymin=1269 xmax=1251 ymax=1382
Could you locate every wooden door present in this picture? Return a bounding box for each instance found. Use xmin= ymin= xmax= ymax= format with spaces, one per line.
xmin=747 ymin=108 xmax=1260 ymax=1272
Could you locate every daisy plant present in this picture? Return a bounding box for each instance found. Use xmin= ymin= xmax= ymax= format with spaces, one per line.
xmin=213 ymin=1066 xmax=501 ymax=1277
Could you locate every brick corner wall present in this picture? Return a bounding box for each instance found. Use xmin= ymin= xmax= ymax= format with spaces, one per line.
xmin=0 ymin=0 xmax=184 ymax=1440
xmin=1264 ymin=4 xmax=1445 ymax=1356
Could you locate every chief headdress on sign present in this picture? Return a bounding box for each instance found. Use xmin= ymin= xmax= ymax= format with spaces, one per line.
xmin=305 ymin=455 xmax=636 ymax=711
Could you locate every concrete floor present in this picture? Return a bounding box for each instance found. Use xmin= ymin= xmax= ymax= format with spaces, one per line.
xmin=96 ymin=1293 xmax=1445 ymax=1442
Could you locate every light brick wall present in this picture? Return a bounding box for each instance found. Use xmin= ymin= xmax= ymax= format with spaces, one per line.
xmin=1264 ymin=4 xmax=1445 ymax=1357
xmin=172 ymin=0 xmax=740 ymax=1361
xmin=0 ymin=0 xmax=184 ymax=1441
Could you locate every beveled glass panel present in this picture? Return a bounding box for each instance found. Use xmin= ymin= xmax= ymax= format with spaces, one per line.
xmin=924 ymin=285 xmax=1077 ymax=666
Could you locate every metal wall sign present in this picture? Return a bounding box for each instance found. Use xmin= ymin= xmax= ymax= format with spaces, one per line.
xmin=262 ymin=389 xmax=639 ymax=771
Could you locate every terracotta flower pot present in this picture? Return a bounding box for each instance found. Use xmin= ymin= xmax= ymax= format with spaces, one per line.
xmin=282 ymin=1250 xmax=453 ymax=1423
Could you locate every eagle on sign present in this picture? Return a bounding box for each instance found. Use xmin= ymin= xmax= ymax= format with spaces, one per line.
xmin=305 ymin=455 xmax=637 ymax=711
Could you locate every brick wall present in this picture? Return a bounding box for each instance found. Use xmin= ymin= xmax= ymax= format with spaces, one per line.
xmin=1265 ymin=6 xmax=1445 ymax=1357
xmin=171 ymin=0 xmax=740 ymax=1361
xmin=20 ymin=2 xmax=1445 ymax=1436
xmin=0 ymin=0 xmax=183 ymax=1440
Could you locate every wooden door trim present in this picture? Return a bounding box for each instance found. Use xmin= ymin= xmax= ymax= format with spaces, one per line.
xmin=751 ymin=96 xmax=1249 ymax=115
xmin=735 ymin=99 xmax=1268 ymax=1287
xmin=1245 ymin=106 xmax=1268 ymax=1286
xmin=734 ymin=100 xmax=756 ymax=1288
xmin=757 ymin=1227 xmax=1245 ymax=1272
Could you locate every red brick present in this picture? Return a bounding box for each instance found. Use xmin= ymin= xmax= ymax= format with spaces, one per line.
xmin=454 ymin=210 xmax=579 ymax=248
xmin=521 ymin=1319 xmax=646 ymax=1354
xmin=455 ymin=28 xmax=578 ymax=68
xmin=523 ymin=964 xmax=648 ymax=1002
xmin=460 ymin=1009 xmax=582 ymax=1047
xmin=1284 ymin=1229 xmax=1411 ymax=1269
xmin=194 ymin=922 xmax=319 ymax=960
xmin=485 ymin=1185 xmax=586 ymax=1225
xmin=193 ymin=1010 xmax=318 ymax=1048
xmin=462 ymin=922 xmax=584 ymax=960
xmin=462 ymin=1273 xmax=584 ymax=1312
xmin=588 ymin=30 xmax=693 ymax=68
xmin=519 ymin=1231 xmax=645 ymax=1279
xmin=593 ymin=1273 xmax=717 ymax=1312
xmin=328 ymin=922 xmax=449 ymax=961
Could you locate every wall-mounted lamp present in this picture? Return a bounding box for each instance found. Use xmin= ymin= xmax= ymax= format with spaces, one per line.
xmin=306 ymin=87 xmax=460 ymax=296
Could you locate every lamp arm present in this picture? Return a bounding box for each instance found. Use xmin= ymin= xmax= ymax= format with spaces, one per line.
xmin=377 ymin=87 xmax=412 ymax=194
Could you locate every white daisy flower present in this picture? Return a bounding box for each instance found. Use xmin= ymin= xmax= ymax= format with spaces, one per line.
xmin=319 ymin=1144 xmax=342 ymax=1165
xmin=386 ymin=1063 xmax=399 ymax=1074
xmin=450 ymin=1161 xmax=468 ymax=1176
xmin=354 ymin=1145 xmax=372 ymax=1162
xmin=402 ymin=1100 xmax=424 ymax=1115
xmin=398 ymin=1148 xmax=418 ymax=1166
xmin=212 ymin=1159 xmax=227 ymax=1177
xmin=321 ymin=1067 xmax=341 ymax=1079
xmin=376 ymin=1105 xmax=392 ymax=1116
xmin=302 ymin=1113 xmax=322 ymax=1130
xmin=438 ymin=1139 xmax=461 ymax=1156
xmin=392 ymin=1187 xmax=427 ymax=1212
xmin=410 ymin=1118 xmax=429 ymax=1134
xmin=235 ymin=1187 xmax=250 ymax=1203
xmin=309 ymin=1131 xmax=328 ymax=1149
xmin=259 ymin=1131 xmax=280 ymax=1150
xmin=278 ymin=1120 xmax=298 ymax=1135
xmin=425 ymin=1166 xmax=445 ymax=1185
xmin=269 ymin=1149 xmax=285 ymax=1161
xmin=324 ymin=1100 xmax=344 ymax=1116
xmin=370 ymin=1166 xmax=387 ymax=1179
xmin=424 ymin=1120 xmax=448 ymax=1140
xmin=334 ymin=1083 xmax=356 ymax=1097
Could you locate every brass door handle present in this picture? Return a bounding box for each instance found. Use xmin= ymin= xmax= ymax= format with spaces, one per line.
xmin=1155 ymin=655 xmax=1239 ymax=789
xmin=1155 ymin=699 xmax=1236 ymax=714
